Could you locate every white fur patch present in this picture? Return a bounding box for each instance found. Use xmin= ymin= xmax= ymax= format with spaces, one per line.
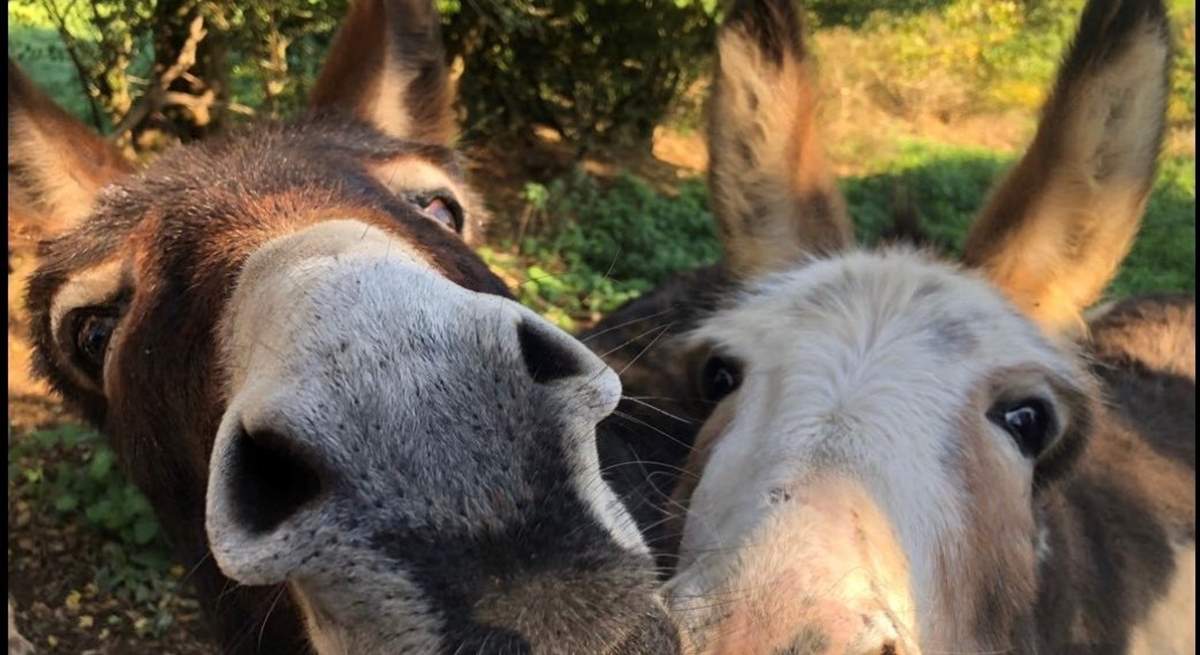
xmin=47 ymin=259 xmax=127 ymax=392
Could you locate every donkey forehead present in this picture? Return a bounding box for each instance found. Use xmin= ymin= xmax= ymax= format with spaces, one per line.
xmin=696 ymin=249 xmax=1068 ymax=377
xmin=37 ymin=122 xmax=485 ymax=297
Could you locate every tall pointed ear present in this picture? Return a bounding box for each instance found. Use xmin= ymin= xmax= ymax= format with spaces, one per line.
xmin=707 ymin=0 xmax=852 ymax=279
xmin=309 ymin=0 xmax=455 ymax=146
xmin=963 ymin=0 xmax=1171 ymax=334
xmin=8 ymin=59 xmax=134 ymax=234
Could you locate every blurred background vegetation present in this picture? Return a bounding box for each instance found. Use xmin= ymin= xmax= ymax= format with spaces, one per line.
xmin=9 ymin=0 xmax=1195 ymax=330
xmin=7 ymin=0 xmax=1195 ymax=650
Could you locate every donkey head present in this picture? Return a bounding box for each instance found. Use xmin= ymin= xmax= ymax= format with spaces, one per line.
xmin=666 ymin=0 xmax=1170 ymax=652
xmin=13 ymin=1 xmax=678 ymax=652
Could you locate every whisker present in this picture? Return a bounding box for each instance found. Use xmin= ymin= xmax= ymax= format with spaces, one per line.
xmin=617 ymin=323 xmax=674 ymax=377
xmin=257 ymin=585 xmax=289 ymax=651
xmin=580 ymin=306 xmax=677 ymax=344
xmin=621 ymin=395 xmax=696 ymax=425
xmin=612 ymin=410 xmax=697 ymax=453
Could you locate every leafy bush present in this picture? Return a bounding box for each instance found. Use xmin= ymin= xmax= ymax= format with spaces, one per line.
xmin=10 ymin=426 xmax=161 ymax=547
xmin=535 ymin=171 xmax=719 ymax=282
xmin=481 ymin=171 xmax=720 ymax=329
xmin=813 ymin=0 xmax=1193 ymax=129
xmin=444 ymin=0 xmax=718 ymax=149
xmin=9 ymin=424 xmax=184 ymax=635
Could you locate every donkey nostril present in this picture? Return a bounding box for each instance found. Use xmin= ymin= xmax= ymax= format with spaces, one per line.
xmin=229 ymin=427 xmax=324 ymax=535
xmin=516 ymin=319 xmax=586 ymax=384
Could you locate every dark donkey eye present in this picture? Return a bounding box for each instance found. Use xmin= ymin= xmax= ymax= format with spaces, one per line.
xmin=410 ymin=191 xmax=464 ymax=233
xmin=700 ymin=354 xmax=743 ymax=403
xmin=988 ymin=398 xmax=1056 ymax=458
xmin=68 ymin=309 xmax=119 ymax=381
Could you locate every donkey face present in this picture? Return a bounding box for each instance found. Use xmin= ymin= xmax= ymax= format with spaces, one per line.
xmin=673 ymin=253 xmax=1101 ymax=652
xmin=13 ymin=2 xmax=677 ymax=653
xmin=667 ymin=0 xmax=1171 ymax=652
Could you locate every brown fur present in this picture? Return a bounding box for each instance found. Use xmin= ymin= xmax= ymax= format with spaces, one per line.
xmin=934 ymin=364 xmax=1099 ymax=651
xmin=1087 ymin=293 xmax=1195 ymax=380
xmin=309 ymin=0 xmax=455 ymax=145
xmin=20 ymin=117 xmax=509 ymax=654
xmin=706 ymin=0 xmax=851 ymax=278
xmin=962 ymin=0 xmax=1171 ymax=334
xmin=7 ymin=60 xmax=135 ymax=236
xmin=1026 ymin=330 xmax=1194 ymax=651
xmin=13 ymin=2 xmax=505 ymax=651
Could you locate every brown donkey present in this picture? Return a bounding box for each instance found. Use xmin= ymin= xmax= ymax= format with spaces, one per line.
xmin=10 ymin=1 xmax=680 ymax=653
xmin=590 ymin=0 xmax=1193 ymax=652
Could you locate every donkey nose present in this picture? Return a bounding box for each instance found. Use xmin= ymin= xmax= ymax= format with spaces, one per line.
xmin=794 ymin=607 xmax=912 ymax=655
xmin=225 ymin=425 xmax=325 ymax=537
xmin=515 ymin=318 xmax=591 ymax=384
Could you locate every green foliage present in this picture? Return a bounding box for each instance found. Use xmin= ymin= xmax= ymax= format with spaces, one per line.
xmin=1113 ymin=156 xmax=1196 ymax=297
xmin=220 ymin=0 xmax=348 ymax=118
xmin=9 ymin=424 xmax=182 ymax=636
xmin=444 ymin=0 xmax=718 ymax=149
xmin=8 ymin=22 xmax=97 ymax=122
xmin=486 ymin=142 xmax=1192 ymax=332
xmin=482 ymin=171 xmax=720 ymax=329
xmin=1167 ymin=9 xmax=1195 ymax=129
xmin=9 ymin=0 xmax=1193 ymax=151
xmin=841 ymin=140 xmax=1007 ymax=251
xmin=815 ymin=0 xmax=1193 ymax=129
xmin=805 ymin=0 xmax=950 ymax=29
xmin=841 ymin=139 xmax=1195 ymax=297
xmin=10 ymin=426 xmax=160 ymax=548
xmin=535 ymin=171 xmax=719 ymax=282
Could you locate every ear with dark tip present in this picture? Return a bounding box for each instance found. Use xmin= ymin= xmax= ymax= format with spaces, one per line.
xmin=963 ymin=0 xmax=1171 ymax=335
xmin=309 ymin=0 xmax=455 ymax=145
xmin=707 ymin=0 xmax=852 ymax=280
xmin=8 ymin=59 xmax=134 ymax=234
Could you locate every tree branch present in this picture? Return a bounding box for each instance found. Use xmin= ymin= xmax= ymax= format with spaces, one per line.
xmin=38 ymin=0 xmax=105 ymax=131
xmin=110 ymin=14 xmax=207 ymax=138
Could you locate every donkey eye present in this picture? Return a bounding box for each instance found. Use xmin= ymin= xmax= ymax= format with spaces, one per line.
xmin=988 ymin=398 xmax=1055 ymax=458
xmin=700 ymin=355 xmax=743 ymax=403
xmin=68 ymin=309 xmax=118 ymax=380
xmin=411 ymin=192 xmax=463 ymax=233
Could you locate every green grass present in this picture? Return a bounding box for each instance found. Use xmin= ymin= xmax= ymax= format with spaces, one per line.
xmin=482 ymin=172 xmax=720 ymax=330
xmin=493 ymin=140 xmax=1193 ymax=332
xmin=839 ymin=139 xmax=1196 ymax=298
xmin=8 ymin=23 xmax=100 ymax=126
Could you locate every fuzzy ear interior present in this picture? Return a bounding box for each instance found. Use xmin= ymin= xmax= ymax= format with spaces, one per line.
xmin=705 ymin=0 xmax=853 ymax=280
xmin=962 ymin=0 xmax=1171 ymax=335
xmin=308 ymin=0 xmax=456 ymax=146
xmin=8 ymin=59 xmax=134 ymax=236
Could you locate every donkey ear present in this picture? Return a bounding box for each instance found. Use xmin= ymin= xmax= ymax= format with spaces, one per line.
xmin=963 ymin=0 xmax=1171 ymax=334
xmin=707 ymin=0 xmax=852 ymax=279
xmin=309 ymin=0 xmax=455 ymax=145
xmin=8 ymin=59 xmax=134 ymax=234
